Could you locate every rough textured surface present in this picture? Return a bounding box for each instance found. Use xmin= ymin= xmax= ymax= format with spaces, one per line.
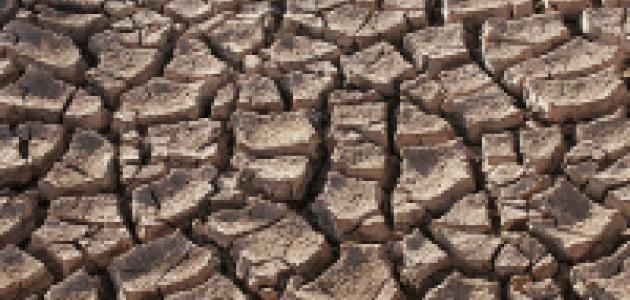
xmin=0 ymin=2 xmax=629 ymax=299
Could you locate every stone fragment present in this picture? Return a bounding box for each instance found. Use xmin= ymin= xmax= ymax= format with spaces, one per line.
xmin=132 ymin=166 xmax=217 ymax=242
xmin=403 ymin=23 xmax=469 ymax=76
xmin=39 ymin=129 xmax=115 ymax=200
xmin=311 ymin=172 xmax=387 ymax=242
xmin=108 ymin=231 xmax=220 ymax=299
xmin=528 ymin=178 xmax=627 ymax=261
xmin=0 ymin=245 xmax=53 ymax=299
xmin=341 ymin=42 xmax=414 ymax=95
xmin=424 ymin=272 xmax=500 ymax=300
xmin=0 ymin=66 xmax=75 ymax=123
xmin=44 ymin=269 xmax=101 ymax=300
xmin=29 ymin=194 xmax=132 ymax=276
xmin=0 ymin=20 xmax=85 ymax=82
xmin=113 ymin=77 xmax=207 ymax=132
xmin=283 ymin=243 xmax=403 ymax=300
xmin=0 ymin=122 xmax=64 ymax=186
xmin=392 ymin=139 xmax=475 ymax=230
xmin=481 ymin=12 xmax=570 ymax=77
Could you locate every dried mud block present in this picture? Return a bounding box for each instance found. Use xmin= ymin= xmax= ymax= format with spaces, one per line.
xmin=232 ymin=152 xmax=312 ymax=202
xmin=235 ymin=74 xmax=284 ymax=113
xmin=496 ymin=232 xmax=558 ymax=280
xmin=87 ymin=47 xmax=162 ymax=106
xmin=0 ymin=245 xmax=53 ymax=299
xmin=503 ymin=38 xmax=623 ymax=96
xmin=0 ymin=191 xmax=37 ymax=247
xmin=209 ymin=171 xmax=246 ymax=210
xmin=395 ymin=102 xmax=454 ymax=152
xmin=44 ymin=269 xmax=101 ymax=300
xmin=0 ymin=67 xmax=75 ymax=123
xmin=233 ymin=111 xmax=319 ymax=158
xmin=581 ymin=7 xmax=630 ymax=52
xmin=606 ymin=186 xmax=630 ymax=219
xmin=544 ymin=0 xmax=590 ymax=15
xmin=165 ymin=38 xmax=231 ymax=95
xmin=113 ymin=78 xmax=207 ymax=132
xmin=211 ymin=82 xmax=236 ymax=121
xmin=392 ymin=139 xmax=475 ymax=230
xmin=424 ymin=272 xmax=500 ymax=300
xmin=430 ymin=193 xmax=501 ymax=273
xmin=490 ymin=175 xmax=552 ymax=231
xmin=571 ymin=242 xmax=630 ymax=299
xmin=330 ymin=101 xmax=388 ymax=148
xmin=390 ymin=229 xmax=450 ymax=291
xmin=482 ymin=132 xmax=517 ymax=171
xmin=284 ymin=243 xmax=403 ymax=300
xmin=400 ymin=74 xmax=444 ymax=114
xmin=330 ymin=139 xmax=390 ymax=185
xmin=132 ymin=166 xmax=217 ymax=242
xmin=29 ymin=194 xmax=132 ymax=276
xmin=311 ymin=172 xmax=388 ymax=242
xmin=403 ymin=23 xmax=469 ymax=77
xmin=164 ymin=0 xmax=214 ymax=23
xmin=40 ymin=0 xmax=105 ymax=11
xmin=0 ymin=122 xmax=64 ymax=185
xmin=528 ymin=178 xmax=627 ymax=261
xmin=508 ymin=276 xmax=562 ymax=300
xmin=519 ymin=125 xmax=564 ymax=174
xmin=165 ymin=274 xmax=247 ymax=300
xmin=481 ymin=13 xmax=570 ymax=77
xmin=108 ymin=231 xmax=220 ymax=299
xmin=0 ymin=58 xmax=18 ymax=87
xmin=525 ymin=68 xmax=628 ymax=123
xmin=119 ymin=131 xmax=168 ymax=196
xmin=32 ymin=5 xmax=106 ymax=43
xmin=341 ymin=42 xmax=414 ymax=95
xmin=566 ymin=113 xmax=630 ymax=167
xmin=283 ymin=1 xmax=415 ymax=52
xmin=443 ymin=0 xmax=534 ymax=26
xmin=281 ymin=61 xmax=338 ymax=110
xmin=89 ymin=9 xmax=174 ymax=53
xmin=0 ymin=20 xmax=85 ymax=82
xmin=192 ymin=199 xmax=289 ymax=248
xmin=39 ymin=129 xmax=115 ymax=200
xmin=443 ymin=85 xmax=523 ymax=143
xmin=192 ymin=3 xmax=275 ymax=64
xmin=64 ymin=89 xmax=109 ymax=131
xmin=439 ymin=63 xmax=495 ymax=99
xmin=147 ymin=119 xmax=228 ymax=168
xmin=259 ymin=34 xmax=340 ymax=78
xmin=328 ymin=89 xmax=382 ymax=108
xmin=584 ymin=154 xmax=630 ymax=200
xmin=230 ymin=214 xmax=331 ymax=298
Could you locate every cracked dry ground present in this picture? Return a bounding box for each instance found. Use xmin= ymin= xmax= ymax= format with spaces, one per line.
xmin=2 ymin=0 xmax=630 ymax=300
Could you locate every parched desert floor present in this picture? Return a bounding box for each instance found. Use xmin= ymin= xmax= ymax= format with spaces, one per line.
xmin=0 ymin=0 xmax=629 ymax=299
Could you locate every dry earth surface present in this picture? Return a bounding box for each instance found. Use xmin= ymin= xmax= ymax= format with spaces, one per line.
xmin=0 ymin=0 xmax=630 ymax=299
